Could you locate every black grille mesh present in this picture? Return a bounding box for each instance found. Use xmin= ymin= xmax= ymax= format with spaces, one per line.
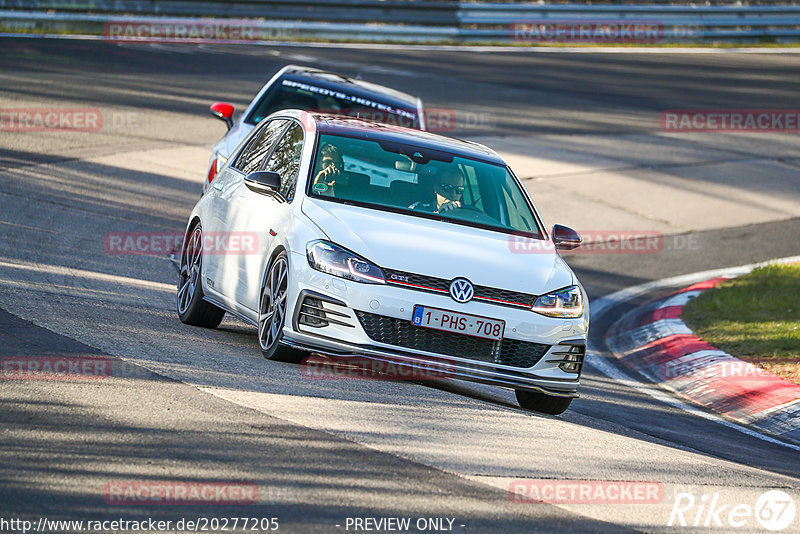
xmin=355 ymin=311 xmax=550 ymax=368
xmin=475 ymin=287 xmax=534 ymax=307
xmin=385 ymin=270 xmax=450 ymax=293
xmin=383 ymin=268 xmax=534 ymax=309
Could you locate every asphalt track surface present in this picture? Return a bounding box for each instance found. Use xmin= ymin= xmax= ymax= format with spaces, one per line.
xmin=1 ymin=38 xmax=799 ymax=532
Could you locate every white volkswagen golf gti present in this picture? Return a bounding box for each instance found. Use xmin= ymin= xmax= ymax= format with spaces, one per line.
xmin=178 ymin=110 xmax=589 ymax=415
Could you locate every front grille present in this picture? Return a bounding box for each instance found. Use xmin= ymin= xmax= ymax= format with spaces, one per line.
xmin=383 ymin=268 xmax=534 ymax=309
xmin=476 ymin=287 xmax=535 ymax=308
xmin=355 ymin=311 xmax=550 ymax=369
xmin=385 ymin=270 xmax=450 ymax=293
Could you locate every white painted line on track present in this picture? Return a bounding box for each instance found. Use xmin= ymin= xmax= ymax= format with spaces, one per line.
xmin=657 ymin=290 xmax=703 ymax=308
xmin=0 ymin=258 xmax=175 ymax=293
xmin=587 ymin=254 xmax=800 ymax=452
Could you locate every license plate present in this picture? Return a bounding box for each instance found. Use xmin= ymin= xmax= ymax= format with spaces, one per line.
xmin=412 ymin=305 xmax=505 ymax=341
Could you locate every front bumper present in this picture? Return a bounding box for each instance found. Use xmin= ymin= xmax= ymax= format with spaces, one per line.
xmin=283 ymin=251 xmax=589 ymax=397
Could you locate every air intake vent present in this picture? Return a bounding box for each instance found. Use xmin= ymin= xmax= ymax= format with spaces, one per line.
xmin=296 ymin=292 xmax=353 ymax=329
xmin=298 ymin=297 xmax=328 ymax=327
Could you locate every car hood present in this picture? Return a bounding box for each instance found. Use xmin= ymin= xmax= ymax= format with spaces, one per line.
xmin=301 ymin=198 xmax=573 ymax=296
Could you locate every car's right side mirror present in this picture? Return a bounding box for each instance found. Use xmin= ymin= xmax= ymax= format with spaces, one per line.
xmin=244 ymin=171 xmax=282 ymax=196
xmin=552 ymin=224 xmax=582 ymax=250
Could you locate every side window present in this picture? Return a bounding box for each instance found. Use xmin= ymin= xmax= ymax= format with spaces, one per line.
xmin=235 ymin=119 xmax=288 ymax=174
xmin=262 ymin=122 xmax=304 ymax=201
xmin=232 ymin=134 xmax=259 ymax=171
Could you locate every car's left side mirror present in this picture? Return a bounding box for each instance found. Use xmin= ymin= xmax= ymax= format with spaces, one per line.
xmin=552 ymin=224 xmax=582 ymax=251
xmin=210 ymin=102 xmax=234 ymax=130
xmin=244 ymin=171 xmax=282 ymax=197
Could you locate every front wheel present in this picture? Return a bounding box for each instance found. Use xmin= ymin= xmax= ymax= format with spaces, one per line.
xmin=515 ymin=389 xmax=573 ymax=415
xmin=177 ymin=224 xmax=225 ymax=328
xmin=258 ymin=252 xmax=304 ymax=363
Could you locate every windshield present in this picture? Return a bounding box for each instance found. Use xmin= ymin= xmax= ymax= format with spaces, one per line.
xmin=248 ymin=79 xmax=419 ymax=129
xmin=307 ymin=134 xmax=543 ymax=237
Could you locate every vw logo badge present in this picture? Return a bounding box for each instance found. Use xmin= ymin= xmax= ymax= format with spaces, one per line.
xmin=449 ymin=278 xmax=474 ymax=303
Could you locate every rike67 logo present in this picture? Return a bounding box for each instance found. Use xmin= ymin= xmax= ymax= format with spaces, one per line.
xmin=669 ymin=490 xmax=796 ymax=531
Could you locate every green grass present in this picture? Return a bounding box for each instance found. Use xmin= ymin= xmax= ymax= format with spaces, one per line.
xmin=682 ymin=263 xmax=800 ymax=384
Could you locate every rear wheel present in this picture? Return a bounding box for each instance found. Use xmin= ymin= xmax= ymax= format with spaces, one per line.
xmin=258 ymin=252 xmax=304 ymax=363
xmin=515 ymin=389 xmax=573 ymax=415
xmin=177 ymin=224 xmax=225 ymax=328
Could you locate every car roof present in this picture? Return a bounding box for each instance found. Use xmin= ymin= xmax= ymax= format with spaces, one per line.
xmin=280 ymin=65 xmax=419 ymax=111
xmin=308 ymin=113 xmax=505 ymax=165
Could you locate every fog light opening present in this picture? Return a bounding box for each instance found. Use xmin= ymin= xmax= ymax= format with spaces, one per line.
xmin=547 ymin=342 xmax=586 ymax=374
xmin=299 ymin=297 xmax=329 ymax=328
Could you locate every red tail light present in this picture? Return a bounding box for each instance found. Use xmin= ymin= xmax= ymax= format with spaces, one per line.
xmin=207 ymin=156 xmax=219 ymax=184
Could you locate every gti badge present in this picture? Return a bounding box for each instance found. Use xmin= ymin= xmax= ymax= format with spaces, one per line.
xmin=449 ymin=278 xmax=474 ymax=303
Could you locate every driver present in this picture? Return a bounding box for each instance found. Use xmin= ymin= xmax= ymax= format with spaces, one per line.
xmin=409 ymin=167 xmax=465 ymax=213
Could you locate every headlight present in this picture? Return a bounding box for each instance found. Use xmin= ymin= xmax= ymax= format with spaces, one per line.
xmin=215 ymin=154 xmax=227 ymax=173
xmin=531 ymin=285 xmax=583 ymax=318
xmin=307 ymin=240 xmax=385 ymax=284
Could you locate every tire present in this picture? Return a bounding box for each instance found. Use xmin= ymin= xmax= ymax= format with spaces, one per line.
xmin=177 ymin=224 xmax=225 ymax=328
xmin=258 ymin=251 xmax=304 ymax=363
xmin=515 ymin=389 xmax=573 ymax=415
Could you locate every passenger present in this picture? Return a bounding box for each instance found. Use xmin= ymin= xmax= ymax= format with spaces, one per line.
xmin=409 ymin=167 xmax=465 ymax=213
xmin=312 ymin=143 xmax=344 ymax=195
